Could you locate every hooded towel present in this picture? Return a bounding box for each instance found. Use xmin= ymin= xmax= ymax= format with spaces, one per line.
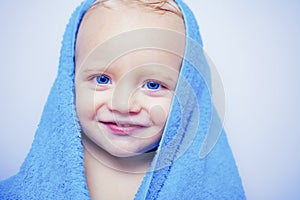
xmin=0 ymin=0 xmax=246 ymax=199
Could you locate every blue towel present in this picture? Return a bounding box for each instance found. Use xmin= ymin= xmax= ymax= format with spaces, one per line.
xmin=0 ymin=0 xmax=246 ymax=199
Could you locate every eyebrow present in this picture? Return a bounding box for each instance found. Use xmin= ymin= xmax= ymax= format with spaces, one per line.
xmin=80 ymin=66 xmax=179 ymax=82
xmin=81 ymin=68 xmax=108 ymax=74
xmin=77 ymin=64 xmax=111 ymax=76
xmin=138 ymin=69 xmax=178 ymax=83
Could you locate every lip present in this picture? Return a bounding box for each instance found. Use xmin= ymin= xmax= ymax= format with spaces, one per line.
xmin=100 ymin=121 xmax=146 ymax=136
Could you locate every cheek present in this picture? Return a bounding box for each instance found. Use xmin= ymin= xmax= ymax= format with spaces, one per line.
xmin=75 ymin=87 xmax=95 ymax=119
xmin=149 ymin=99 xmax=172 ymax=126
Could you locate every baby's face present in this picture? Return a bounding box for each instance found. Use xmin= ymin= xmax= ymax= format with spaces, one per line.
xmin=75 ymin=2 xmax=185 ymax=157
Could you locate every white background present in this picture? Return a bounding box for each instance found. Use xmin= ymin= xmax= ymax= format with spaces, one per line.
xmin=1 ymin=0 xmax=299 ymax=199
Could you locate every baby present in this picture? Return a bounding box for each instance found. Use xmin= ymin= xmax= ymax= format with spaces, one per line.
xmin=75 ymin=0 xmax=185 ymax=199
xmin=0 ymin=0 xmax=245 ymax=199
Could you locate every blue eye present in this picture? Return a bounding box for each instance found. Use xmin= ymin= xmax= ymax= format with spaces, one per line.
xmin=96 ymin=75 xmax=110 ymax=84
xmin=145 ymin=81 xmax=161 ymax=90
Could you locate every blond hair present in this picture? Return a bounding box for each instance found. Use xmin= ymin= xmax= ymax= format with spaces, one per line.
xmin=89 ymin=0 xmax=182 ymax=17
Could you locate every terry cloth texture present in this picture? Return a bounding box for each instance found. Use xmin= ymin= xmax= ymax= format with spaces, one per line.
xmin=0 ymin=0 xmax=246 ymax=199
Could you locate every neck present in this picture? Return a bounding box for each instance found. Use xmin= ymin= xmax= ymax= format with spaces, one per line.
xmin=81 ymin=133 xmax=156 ymax=174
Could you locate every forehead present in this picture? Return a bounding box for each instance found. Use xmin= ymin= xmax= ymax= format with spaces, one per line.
xmin=75 ymin=3 xmax=186 ymax=68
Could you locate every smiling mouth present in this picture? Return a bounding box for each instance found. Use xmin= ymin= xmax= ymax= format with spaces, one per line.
xmin=100 ymin=121 xmax=145 ymax=136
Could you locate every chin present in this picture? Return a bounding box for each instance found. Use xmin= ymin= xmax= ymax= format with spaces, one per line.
xmin=107 ymin=149 xmax=141 ymax=158
xmin=105 ymin=144 xmax=154 ymax=158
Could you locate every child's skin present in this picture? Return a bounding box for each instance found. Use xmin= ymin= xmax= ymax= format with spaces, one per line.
xmin=75 ymin=0 xmax=185 ymax=199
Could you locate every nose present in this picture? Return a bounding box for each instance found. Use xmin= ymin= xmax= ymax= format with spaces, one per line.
xmin=107 ymin=83 xmax=141 ymax=114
